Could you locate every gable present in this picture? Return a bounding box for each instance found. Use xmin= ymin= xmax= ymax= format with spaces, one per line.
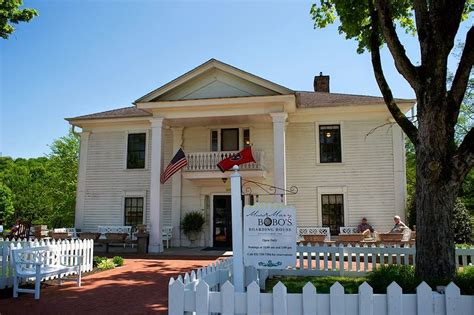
xmin=135 ymin=59 xmax=293 ymax=103
xmin=154 ymin=68 xmax=279 ymax=101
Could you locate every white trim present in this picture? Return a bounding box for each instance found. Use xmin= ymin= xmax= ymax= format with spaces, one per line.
xmin=315 ymin=121 xmax=344 ymax=165
xmin=392 ymin=124 xmax=407 ymax=221
xmin=316 ymin=186 xmax=348 ymax=228
xmin=121 ymin=191 xmax=147 ymax=226
xmin=74 ymin=131 xmax=90 ymax=229
xmin=124 ymin=129 xmax=149 ymax=171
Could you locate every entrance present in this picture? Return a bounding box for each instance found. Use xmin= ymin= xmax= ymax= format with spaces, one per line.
xmin=213 ymin=195 xmax=244 ymax=248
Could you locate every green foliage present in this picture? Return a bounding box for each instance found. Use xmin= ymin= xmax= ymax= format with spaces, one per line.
xmin=266 ymin=276 xmax=366 ymax=294
xmin=0 ymin=0 xmax=38 ymax=39
xmin=366 ymin=265 xmax=420 ymax=293
xmin=0 ymin=183 xmax=14 ymax=226
xmin=181 ymin=211 xmax=205 ymax=236
xmin=97 ymin=258 xmax=115 ymax=271
xmin=0 ymin=129 xmax=79 ymax=228
xmin=112 ymin=256 xmax=124 ymax=267
xmin=454 ymin=266 xmax=474 ymax=295
xmin=453 ymin=199 xmax=472 ymax=244
xmin=93 ymin=256 xmax=107 ymax=267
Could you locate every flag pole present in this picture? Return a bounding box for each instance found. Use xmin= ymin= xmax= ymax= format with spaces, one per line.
xmin=230 ymin=165 xmax=244 ymax=292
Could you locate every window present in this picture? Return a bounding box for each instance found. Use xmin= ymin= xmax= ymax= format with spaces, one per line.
xmin=124 ymin=197 xmax=144 ymax=227
xmin=127 ymin=133 xmax=146 ymax=169
xmin=319 ymin=125 xmax=341 ymax=163
xmin=211 ymin=130 xmax=218 ymax=152
xmin=221 ymin=128 xmax=239 ymax=151
xmin=243 ymin=128 xmax=251 ymax=148
xmin=321 ymin=194 xmax=344 ymax=235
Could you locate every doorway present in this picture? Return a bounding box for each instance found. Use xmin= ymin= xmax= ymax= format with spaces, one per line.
xmin=213 ymin=195 xmax=232 ymax=248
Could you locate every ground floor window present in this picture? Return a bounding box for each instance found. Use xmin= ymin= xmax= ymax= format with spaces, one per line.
xmin=124 ymin=197 xmax=144 ymax=227
xmin=321 ymin=194 xmax=344 ymax=235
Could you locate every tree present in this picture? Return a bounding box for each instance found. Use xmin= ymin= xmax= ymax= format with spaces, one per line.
xmin=311 ymin=1 xmax=473 ymax=281
xmin=0 ymin=0 xmax=37 ymax=39
xmin=0 ymin=183 xmax=14 ymax=226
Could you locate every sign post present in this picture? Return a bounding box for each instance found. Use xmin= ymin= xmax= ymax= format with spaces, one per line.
xmin=230 ymin=166 xmax=244 ymax=292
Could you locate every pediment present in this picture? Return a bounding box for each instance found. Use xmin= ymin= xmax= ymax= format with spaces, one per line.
xmin=135 ymin=59 xmax=293 ymax=103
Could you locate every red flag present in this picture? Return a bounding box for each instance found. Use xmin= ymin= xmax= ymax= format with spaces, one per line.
xmin=217 ymin=147 xmax=256 ymax=172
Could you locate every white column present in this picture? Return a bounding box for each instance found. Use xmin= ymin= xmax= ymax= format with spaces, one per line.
xmin=392 ymin=124 xmax=406 ymax=220
xmin=171 ymin=127 xmax=183 ymax=246
xmin=230 ymin=166 xmax=244 ymax=292
xmin=270 ymin=112 xmax=288 ymax=204
xmin=75 ymin=131 xmax=90 ymax=230
xmin=149 ymin=117 xmax=164 ymax=253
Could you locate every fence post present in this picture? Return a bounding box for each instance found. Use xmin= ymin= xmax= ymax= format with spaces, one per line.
xmin=302 ymin=282 xmax=317 ymax=314
xmin=230 ymin=166 xmax=244 ymax=292
xmin=196 ymin=280 xmax=210 ymax=315
xmin=339 ymin=244 xmax=345 ymax=276
xmin=168 ymin=278 xmax=185 ymax=315
xmin=359 ymin=282 xmax=374 ymax=315
xmin=247 ymin=281 xmax=260 ymax=314
xmin=416 ymin=281 xmax=433 ymax=315
xmin=387 ymin=282 xmax=403 ymax=315
xmin=273 ymin=282 xmax=288 ymax=315
xmin=445 ymin=282 xmax=461 ymax=315
xmin=221 ymin=281 xmax=235 ymax=315
xmin=330 ymin=282 xmax=345 ymax=315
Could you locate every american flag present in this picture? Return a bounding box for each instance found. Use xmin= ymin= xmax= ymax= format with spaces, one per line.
xmin=160 ymin=148 xmax=188 ymax=184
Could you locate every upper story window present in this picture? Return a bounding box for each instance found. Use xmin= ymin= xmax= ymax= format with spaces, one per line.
xmin=319 ymin=125 xmax=341 ymax=163
xmin=127 ymin=133 xmax=146 ymax=169
xmin=210 ymin=128 xmax=250 ymax=151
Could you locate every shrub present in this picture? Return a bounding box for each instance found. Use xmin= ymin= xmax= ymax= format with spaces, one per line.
xmin=97 ymin=259 xmax=115 ymax=270
xmin=454 ymin=266 xmax=474 ymax=295
xmin=453 ymin=199 xmax=472 ymax=244
xmin=112 ymin=256 xmax=124 ymax=267
xmin=181 ymin=210 xmax=205 ymax=237
xmin=366 ymin=265 xmax=420 ymax=293
xmin=93 ymin=256 xmax=107 ymax=267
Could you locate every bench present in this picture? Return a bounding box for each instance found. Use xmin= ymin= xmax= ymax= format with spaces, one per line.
xmin=297 ymin=227 xmax=331 ymax=244
xmin=162 ymin=226 xmax=173 ymax=249
xmin=97 ymin=226 xmax=133 ymax=252
xmin=339 ymin=226 xmax=359 ymax=234
xmin=50 ymin=228 xmax=78 ymax=240
xmin=11 ymin=245 xmax=82 ymax=299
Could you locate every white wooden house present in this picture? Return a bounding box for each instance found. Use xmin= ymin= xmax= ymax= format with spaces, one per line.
xmin=66 ymin=59 xmax=414 ymax=252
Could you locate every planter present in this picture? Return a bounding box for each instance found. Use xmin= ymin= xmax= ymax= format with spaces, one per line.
xmin=301 ymin=234 xmax=326 ymax=244
xmin=79 ymin=232 xmax=101 ymax=240
xmin=49 ymin=232 xmax=70 ymax=240
xmin=105 ymin=233 xmax=128 ymax=241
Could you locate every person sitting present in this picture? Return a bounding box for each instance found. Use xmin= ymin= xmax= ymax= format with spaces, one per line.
xmin=390 ymin=215 xmax=411 ymax=241
xmin=357 ymin=217 xmax=375 ymax=238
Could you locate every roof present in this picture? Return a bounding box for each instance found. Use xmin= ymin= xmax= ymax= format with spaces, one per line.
xmin=134 ymin=58 xmax=293 ymax=103
xmin=65 ymin=106 xmax=151 ymax=121
xmin=295 ymin=91 xmax=414 ymax=108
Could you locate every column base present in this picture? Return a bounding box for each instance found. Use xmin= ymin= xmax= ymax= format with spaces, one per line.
xmin=148 ymin=244 xmax=163 ymax=253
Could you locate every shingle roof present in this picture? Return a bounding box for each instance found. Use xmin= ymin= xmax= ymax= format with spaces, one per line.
xmin=295 ymin=91 xmax=414 ymax=108
xmin=66 ymin=106 xmax=151 ymax=121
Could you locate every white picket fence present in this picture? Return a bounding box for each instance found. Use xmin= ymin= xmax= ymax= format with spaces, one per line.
xmin=0 ymin=238 xmax=94 ymax=289
xmin=169 ymin=245 xmax=474 ymax=314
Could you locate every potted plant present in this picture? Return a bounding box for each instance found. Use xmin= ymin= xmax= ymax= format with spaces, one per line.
xmin=181 ymin=210 xmax=205 ymax=243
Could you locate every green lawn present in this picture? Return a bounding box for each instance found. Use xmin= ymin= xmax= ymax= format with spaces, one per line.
xmin=265 ymin=276 xmax=367 ymax=294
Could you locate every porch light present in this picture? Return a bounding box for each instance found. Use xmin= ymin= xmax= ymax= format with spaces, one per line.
xmin=325 ymin=131 xmax=332 ymax=138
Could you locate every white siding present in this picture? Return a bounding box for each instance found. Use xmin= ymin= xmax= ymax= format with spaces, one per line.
xmin=286 ymin=121 xmax=397 ymax=232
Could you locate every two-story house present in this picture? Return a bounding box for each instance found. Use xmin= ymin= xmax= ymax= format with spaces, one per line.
xmin=67 ymin=59 xmax=414 ymax=253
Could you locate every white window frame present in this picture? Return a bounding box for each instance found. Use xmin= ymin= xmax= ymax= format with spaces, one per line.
xmin=208 ymin=127 xmax=251 ymax=151
xmin=124 ymin=129 xmax=149 ymax=170
xmin=121 ymin=191 xmax=147 ymax=226
xmin=316 ymin=186 xmax=348 ymax=227
xmin=315 ymin=122 xmax=344 ymax=165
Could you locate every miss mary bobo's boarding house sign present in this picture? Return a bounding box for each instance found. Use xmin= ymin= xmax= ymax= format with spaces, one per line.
xmin=243 ymin=203 xmax=297 ymax=269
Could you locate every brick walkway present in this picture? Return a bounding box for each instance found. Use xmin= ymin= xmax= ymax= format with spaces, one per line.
xmin=0 ymin=256 xmax=220 ymax=314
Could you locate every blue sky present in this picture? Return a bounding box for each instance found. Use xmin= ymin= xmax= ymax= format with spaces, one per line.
xmin=1 ymin=0 xmax=470 ymax=158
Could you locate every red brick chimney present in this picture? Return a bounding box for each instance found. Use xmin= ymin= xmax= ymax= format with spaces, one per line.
xmin=314 ymin=72 xmax=330 ymax=92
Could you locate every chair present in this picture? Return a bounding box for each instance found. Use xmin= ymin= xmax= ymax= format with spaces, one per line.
xmin=8 ymin=220 xmax=30 ymax=240
xmin=162 ymin=226 xmax=173 ymax=249
xmin=11 ymin=245 xmax=82 ymax=299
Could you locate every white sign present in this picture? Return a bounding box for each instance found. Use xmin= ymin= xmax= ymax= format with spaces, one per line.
xmin=243 ymin=203 xmax=297 ymax=269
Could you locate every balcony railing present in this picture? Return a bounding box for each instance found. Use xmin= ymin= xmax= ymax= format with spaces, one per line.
xmin=185 ymin=150 xmax=264 ymax=172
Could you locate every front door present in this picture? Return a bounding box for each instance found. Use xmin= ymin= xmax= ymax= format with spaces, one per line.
xmin=213 ymin=195 xmax=232 ymax=248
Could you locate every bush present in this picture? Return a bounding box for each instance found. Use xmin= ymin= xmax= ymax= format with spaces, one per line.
xmin=112 ymin=256 xmax=124 ymax=267
xmin=453 ymin=199 xmax=472 ymax=244
xmin=97 ymin=259 xmax=115 ymax=270
xmin=366 ymin=265 xmax=420 ymax=293
xmin=93 ymin=256 xmax=107 ymax=267
xmin=454 ymin=266 xmax=474 ymax=295
xmin=181 ymin=210 xmax=205 ymax=237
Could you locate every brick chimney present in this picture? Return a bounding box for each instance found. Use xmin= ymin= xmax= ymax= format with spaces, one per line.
xmin=314 ymin=72 xmax=330 ymax=92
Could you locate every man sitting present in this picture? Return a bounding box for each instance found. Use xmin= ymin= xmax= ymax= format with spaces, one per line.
xmin=390 ymin=215 xmax=411 ymax=241
xmin=357 ymin=217 xmax=375 ymax=238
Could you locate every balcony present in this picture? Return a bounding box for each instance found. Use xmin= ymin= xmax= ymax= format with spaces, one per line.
xmin=183 ymin=150 xmax=265 ymax=180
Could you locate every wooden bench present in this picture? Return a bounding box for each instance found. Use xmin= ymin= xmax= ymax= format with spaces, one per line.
xmin=11 ymin=245 xmax=82 ymax=299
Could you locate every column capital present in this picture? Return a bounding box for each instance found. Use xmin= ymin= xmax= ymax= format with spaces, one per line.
xmin=149 ymin=117 xmax=164 ymax=128
xmin=270 ymin=112 xmax=288 ymax=123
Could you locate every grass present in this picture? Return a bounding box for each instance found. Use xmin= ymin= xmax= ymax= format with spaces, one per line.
xmin=265 ymin=276 xmax=367 ymax=294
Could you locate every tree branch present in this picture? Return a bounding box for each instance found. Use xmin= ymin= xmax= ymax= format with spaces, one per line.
xmin=374 ymin=0 xmax=420 ymax=90
xmin=451 ymin=127 xmax=474 ymax=183
xmin=449 ymin=26 xmax=474 ymax=108
xmin=368 ymin=0 xmax=419 ymax=145
xmin=412 ymin=0 xmax=430 ymax=64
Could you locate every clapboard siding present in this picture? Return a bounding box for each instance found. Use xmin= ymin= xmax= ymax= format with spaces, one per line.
xmin=286 ymin=121 xmax=397 ymax=232
xmin=82 ymin=129 xmax=172 ymax=231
